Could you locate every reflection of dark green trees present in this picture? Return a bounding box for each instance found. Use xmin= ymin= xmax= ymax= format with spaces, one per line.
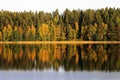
xmin=0 ymin=44 xmax=119 ymax=71
xmin=106 ymin=44 xmax=120 ymax=71
xmin=79 ymin=44 xmax=120 ymax=71
xmin=64 ymin=44 xmax=80 ymax=71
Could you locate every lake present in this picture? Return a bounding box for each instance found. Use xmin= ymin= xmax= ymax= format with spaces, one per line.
xmin=0 ymin=44 xmax=120 ymax=80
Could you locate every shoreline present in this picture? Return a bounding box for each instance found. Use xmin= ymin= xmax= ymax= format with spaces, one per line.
xmin=0 ymin=41 xmax=120 ymax=44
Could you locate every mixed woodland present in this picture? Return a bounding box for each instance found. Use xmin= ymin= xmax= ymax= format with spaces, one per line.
xmin=0 ymin=8 xmax=120 ymax=41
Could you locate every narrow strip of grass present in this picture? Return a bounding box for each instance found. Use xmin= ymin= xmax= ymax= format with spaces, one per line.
xmin=0 ymin=41 xmax=119 ymax=44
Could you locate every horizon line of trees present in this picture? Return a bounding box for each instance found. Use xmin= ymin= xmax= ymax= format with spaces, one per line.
xmin=0 ymin=7 xmax=120 ymax=41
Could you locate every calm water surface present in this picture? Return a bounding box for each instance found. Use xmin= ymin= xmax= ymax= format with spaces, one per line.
xmin=0 ymin=44 xmax=120 ymax=80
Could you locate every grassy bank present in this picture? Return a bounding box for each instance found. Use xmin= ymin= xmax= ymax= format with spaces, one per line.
xmin=0 ymin=41 xmax=119 ymax=44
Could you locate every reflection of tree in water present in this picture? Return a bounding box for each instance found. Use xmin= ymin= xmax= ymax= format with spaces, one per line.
xmin=79 ymin=44 xmax=120 ymax=71
xmin=0 ymin=44 xmax=119 ymax=71
xmin=36 ymin=44 xmax=52 ymax=70
xmin=64 ymin=44 xmax=80 ymax=71
xmin=106 ymin=44 xmax=120 ymax=71
xmin=27 ymin=45 xmax=36 ymax=62
xmin=52 ymin=44 xmax=61 ymax=71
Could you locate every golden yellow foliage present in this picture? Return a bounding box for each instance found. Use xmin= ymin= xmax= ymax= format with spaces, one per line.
xmin=54 ymin=25 xmax=61 ymax=40
xmin=0 ymin=31 xmax=2 ymax=40
xmin=40 ymin=24 xmax=49 ymax=37
xmin=75 ymin=22 xmax=79 ymax=32
xmin=18 ymin=27 xmax=23 ymax=35
xmin=7 ymin=24 xmax=12 ymax=37
xmin=14 ymin=26 xmax=18 ymax=31
xmin=31 ymin=25 xmax=36 ymax=35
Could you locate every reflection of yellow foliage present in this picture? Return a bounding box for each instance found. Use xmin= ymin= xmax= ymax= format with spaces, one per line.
xmin=104 ymin=54 xmax=108 ymax=61
xmin=2 ymin=47 xmax=13 ymax=62
xmin=102 ymin=54 xmax=108 ymax=63
xmin=27 ymin=52 xmax=31 ymax=60
xmin=19 ymin=50 xmax=23 ymax=60
xmin=68 ymin=45 xmax=77 ymax=60
xmin=54 ymin=51 xmax=61 ymax=60
xmin=54 ymin=45 xmax=61 ymax=60
xmin=94 ymin=57 xmax=97 ymax=62
xmin=61 ymin=44 xmax=66 ymax=56
xmin=75 ymin=52 xmax=79 ymax=63
xmin=27 ymin=49 xmax=36 ymax=61
xmin=69 ymin=52 xmax=75 ymax=60
xmin=0 ymin=45 xmax=2 ymax=55
xmin=40 ymin=48 xmax=50 ymax=63
xmin=99 ymin=45 xmax=103 ymax=54
xmin=3 ymin=47 xmax=7 ymax=60
xmin=81 ymin=51 xmax=87 ymax=59
xmin=89 ymin=51 xmax=97 ymax=61
xmin=7 ymin=49 xmax=12 ymax=62
xmin=87 ymin=44 xmax=92 ymax=51
xmin=14 ymin=54 xmax=18 ymax=60
xmin=3 ymin=53 xmax=7 ymax=60
xmin=31 ymin=50 xmax=36 ymax=61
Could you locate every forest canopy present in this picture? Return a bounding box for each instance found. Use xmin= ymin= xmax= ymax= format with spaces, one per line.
xmin=0 ymin=8 xmax=120 ymax=41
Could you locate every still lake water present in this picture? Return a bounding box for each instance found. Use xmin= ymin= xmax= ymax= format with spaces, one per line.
xmin=0 ymin=44 xmax=120 ymax=80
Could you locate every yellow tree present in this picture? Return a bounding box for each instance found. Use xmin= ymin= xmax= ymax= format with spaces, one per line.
xmin=7 ymin=24 xmax=12 ymax=40
xmin=53 ymin=25 xmax=61 ymax=41
xmin=28 ymin=25 xmax=36 ymax=41
xmin=39 ymin=24 xmax=50 ymax=41
xmin=0 ymin=31 xmax=2 ymax=41
xmin=2 ymin=26 xmax=7 ymax=41
xmin=2 ymin=24 xmax=12 ymax=41
xmin=18 ymin=26 xmax=23 ymax=41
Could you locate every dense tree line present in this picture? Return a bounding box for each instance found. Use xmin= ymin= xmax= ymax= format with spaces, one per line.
xmin=0 ymin=8 xmax=120 ymax=41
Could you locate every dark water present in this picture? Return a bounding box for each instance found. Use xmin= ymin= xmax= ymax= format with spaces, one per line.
xmin=0 ymin=44 xmax=120 ymax=80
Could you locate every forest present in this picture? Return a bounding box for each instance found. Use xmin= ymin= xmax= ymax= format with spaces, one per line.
xmin=0 ymin=8 xmax=120 ymax=41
